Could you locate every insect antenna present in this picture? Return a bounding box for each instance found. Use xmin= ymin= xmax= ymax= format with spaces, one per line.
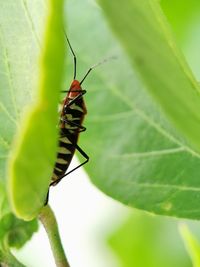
xmin=63 ymin=31 xmax=77 ymax=80
xmin=80 ymin=56 xmax=116 ymax=85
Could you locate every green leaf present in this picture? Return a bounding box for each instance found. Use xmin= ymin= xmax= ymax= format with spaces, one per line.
xmin=7 ymin=0 xmax=65 ymax=220
xmin=180 ymin=224 xmax=200 ymax=267
xmin=0 ymin=1 xmax=47 ymax=244
xmin=0 ymin=213 xmax=38 ymax=249
xmin=63 ymin=1 xmax=200 ymax=219
xmin=0 ymin=0 xmax=45 ymax=185
xmin=0 ymin=182 xmax=9 ymax=218
xmin=0 ymin=183 xmax=37 ymax=251
xmin=161 ymin=1 xmax=200 ymax=81
xmin=108 ymin=211 xmax=191 ymax=267
xmin=0 ymin=249 xmax=26 ymax=267
xmin=161 ymin=0 xmax=200 ymax=41
xmin=98 ymin=0 xmax=200 ymax=153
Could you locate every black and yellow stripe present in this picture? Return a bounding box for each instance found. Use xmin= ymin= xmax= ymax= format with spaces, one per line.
xmin=51 ymin=95 xmax=86 ymax=185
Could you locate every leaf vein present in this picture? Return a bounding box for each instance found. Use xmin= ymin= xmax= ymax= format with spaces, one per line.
xmin=0 ymin=102 xmax=18 ymax=125
xmin=0 ymin=26 xmax=19 ymax=121
xmin=21 ymin=0 xmax=41 ymax=48
xmin=108 ymin=86 xmax=200 ymax=159
xmin=121 ymin=180 xmax=200 ymax=193
xmin=0 ymin=136 xmax=10 ymax=149
xmin=111 ymin=147 xmax=185 ymax=158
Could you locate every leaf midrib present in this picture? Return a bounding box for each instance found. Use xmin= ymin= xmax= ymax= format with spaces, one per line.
xmin=116 ymin=179 xmax=200 ymax=193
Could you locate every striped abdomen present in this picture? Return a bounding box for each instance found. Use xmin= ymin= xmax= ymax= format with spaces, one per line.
xmin=51 ymin=92 xmax=87 ymax=185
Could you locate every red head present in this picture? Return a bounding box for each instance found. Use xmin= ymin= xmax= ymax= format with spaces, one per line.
xmin=68 ymin=80 xmax=82 ymax=98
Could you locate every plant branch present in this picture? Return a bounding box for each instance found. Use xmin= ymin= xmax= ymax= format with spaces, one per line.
xmin=39 ymin=204 xmax=70 ymax=267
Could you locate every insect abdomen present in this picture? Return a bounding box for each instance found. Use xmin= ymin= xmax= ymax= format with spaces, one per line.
xmin=51 ymin=134 xmax=77 ymax=184
xmin=51 ymin=97 xmax=86 ymax=185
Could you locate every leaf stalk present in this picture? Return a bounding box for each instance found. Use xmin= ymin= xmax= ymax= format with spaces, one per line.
xmin=39 ymin=205 xmax=70 ymax=267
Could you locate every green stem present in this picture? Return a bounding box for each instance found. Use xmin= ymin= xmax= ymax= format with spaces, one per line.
xmin=39 ymin=205 xmax=70 ymax=267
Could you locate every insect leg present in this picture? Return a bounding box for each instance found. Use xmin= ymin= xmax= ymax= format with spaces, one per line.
xmin=61 ymin=118 xmax=86 ymax=132
xmin=66 ymin=90 xmax=86 ymax=107
xmin=50 ymin=143 xmax=89 ymax=186
xmin=44 ymin=188 xmax=50 ymax=205
xmin=61 ymin=89 xmax=81 ymax=93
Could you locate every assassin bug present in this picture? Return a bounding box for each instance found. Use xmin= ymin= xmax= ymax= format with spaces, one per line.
xmin=45 ymin=34 xmax=112 ymax=204
xmin=50 ymin=35 xmax=90 ymax=188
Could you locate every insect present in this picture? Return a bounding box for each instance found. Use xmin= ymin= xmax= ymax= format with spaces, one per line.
xmin=50 ymin=35 xmax=92 ymax=189
xmin=45 ymin=34 xmax=112 ymax=204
